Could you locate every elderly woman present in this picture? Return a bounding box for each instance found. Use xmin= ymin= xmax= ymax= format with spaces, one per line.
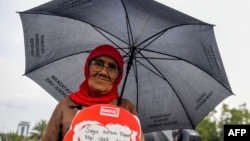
xmin=41 ymin=44 xmax=144 ymax=141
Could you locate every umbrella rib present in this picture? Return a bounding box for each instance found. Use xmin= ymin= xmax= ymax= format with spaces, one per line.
xmin=137 ymin=23 xmax=212 ymax=50
xmin=137 ymin=52 xmax=196 ymax=128
xmin=92 ymin=26 xmax=128 ymax=47
xmin=24 ymin=51 xmax=92 ymax=74
xmin=120 ymin=0 xmax=135 ymax=47
xmin=20 ymin=12 xmax=130 ymax=48
xmin=136 ymin=54 xmax=172 ymax=81
xmin=136 ymin=48 xmax=232 ymax=128
xmin=139 ymin=48 xmax=233 ymax=93
xmin=26 ymin=46 xmax=130 ymax=75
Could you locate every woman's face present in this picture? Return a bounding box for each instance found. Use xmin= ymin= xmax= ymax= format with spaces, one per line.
xmin=88 ymin=55 xmax=120 ymax=95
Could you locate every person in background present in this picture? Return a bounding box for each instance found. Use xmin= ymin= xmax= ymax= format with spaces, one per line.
xmin=41 ymin=44 xmax=144 ymax=141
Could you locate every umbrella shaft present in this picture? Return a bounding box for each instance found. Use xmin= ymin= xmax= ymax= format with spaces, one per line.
xmin=118 ymin=46 xmax=136 ymax=105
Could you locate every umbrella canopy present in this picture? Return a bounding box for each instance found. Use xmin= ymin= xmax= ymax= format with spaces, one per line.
xmin=19 ymin=0 xmax=233 ymax=133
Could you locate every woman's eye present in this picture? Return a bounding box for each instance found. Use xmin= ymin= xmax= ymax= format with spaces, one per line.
xmin=108 ymin=64 xmax=117 ymax=70
xmin=95 ymin=60 xmax=104 ymax=66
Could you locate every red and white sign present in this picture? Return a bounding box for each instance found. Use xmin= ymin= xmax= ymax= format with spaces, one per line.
xmin=63 ymin=104 xmax=142 ymax=141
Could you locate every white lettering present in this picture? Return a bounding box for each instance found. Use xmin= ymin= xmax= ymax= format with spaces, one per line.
xmin=241 ymin=129 xmax=246 ymax=136
xmin=235 ymin=129 xmax=241 ymax=136
xmin=228 ymin=129 xmax=247 ymax=136
xmin=228 ymin=129 xmax=235 ymax=136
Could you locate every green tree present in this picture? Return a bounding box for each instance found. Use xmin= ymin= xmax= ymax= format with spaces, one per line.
xmin=2 ymin=132 xmax=23 ymax=141
xmin=0 ymin=133 xmax=8 ymax=141
xmin=28 ymin=119 xmax=47 ymax=141
xmin=196 ymin=103 xmax=250 ymax=141
xmin=196 ymin=113 xmax=218 ymax=141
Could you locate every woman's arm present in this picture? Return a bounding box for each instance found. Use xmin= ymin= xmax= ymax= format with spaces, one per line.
xmin=41 ymin=102 xmax=63 ymax=141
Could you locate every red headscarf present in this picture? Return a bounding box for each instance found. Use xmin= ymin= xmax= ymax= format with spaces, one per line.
xmin=69 ymin=44 xmax=124 ymax=106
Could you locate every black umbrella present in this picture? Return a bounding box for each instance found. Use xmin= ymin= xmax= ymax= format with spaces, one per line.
xmin=19 ymin=0 xmax=233 ymax=133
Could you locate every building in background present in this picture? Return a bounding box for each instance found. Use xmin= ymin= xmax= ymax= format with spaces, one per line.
xmin=16 ymin=121 xmax=30 ymax=137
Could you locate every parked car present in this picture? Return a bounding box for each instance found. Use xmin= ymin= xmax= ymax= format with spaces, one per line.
xmin=145 ymin=129 xmax=202 ymax=141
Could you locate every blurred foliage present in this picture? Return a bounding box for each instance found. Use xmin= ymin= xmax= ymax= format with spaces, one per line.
xmin=1 ymin=119 xmax=47 ymax=141
xmin=28 ymin=119 xmax=47 ymax=141
xmin=0 ymin=132 xmax=24 ymax=141
xmin=196 ymin=103 xmax=250 ymax=141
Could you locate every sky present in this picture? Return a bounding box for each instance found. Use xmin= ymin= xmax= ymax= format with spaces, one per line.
xmin=1 ymin=0 xmax=250 ymax=133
